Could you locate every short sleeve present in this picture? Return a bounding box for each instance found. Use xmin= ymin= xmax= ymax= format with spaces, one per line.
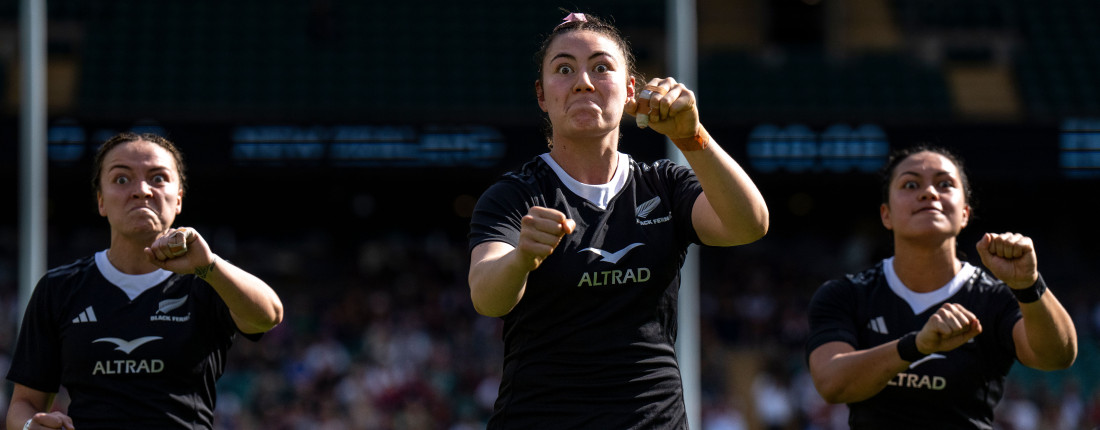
xmin=654 ymin=160 xmax=704 ymax=246
xmin=195 ymin=276 xmax=262 ymax=342
xmin=468 ymin=179 xmax=534 ymax=252
xmin=805 ymin=278 xmax=860 ymax=362
xmin=6 ymin=276 xmax=64 ymax=392
xmin=991 ymin=284 xmax=1023 ymax=361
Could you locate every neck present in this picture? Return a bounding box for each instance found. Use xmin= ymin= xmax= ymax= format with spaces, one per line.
xmin=548 ymin=130 xmax=620 ymax=184
xmin=107 ymin=231 xmax=161 ymax=275
xmin=892 ymin=237 xmax=961 ymax=293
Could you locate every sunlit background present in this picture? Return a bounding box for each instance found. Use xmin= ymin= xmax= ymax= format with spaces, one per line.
xmin=2 ymin=0 xmax=1099 ymax=428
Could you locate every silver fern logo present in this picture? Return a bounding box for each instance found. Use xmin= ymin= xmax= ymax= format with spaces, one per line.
xmin=151 ymin=295 xmax=192 ymax=322
xmin=636 ymin=196 xmax=661 ymax=218
xmin=636 ymin=196 xmax=671 ymax=225
xmin=157 ymin=296 xmax=188 ymax=314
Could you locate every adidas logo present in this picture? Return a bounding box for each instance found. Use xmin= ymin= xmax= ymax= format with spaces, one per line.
xmin=73 ymin=306 xmax=98 ymax=323
xmin=868 ymin=316 xmax=888 ymax=334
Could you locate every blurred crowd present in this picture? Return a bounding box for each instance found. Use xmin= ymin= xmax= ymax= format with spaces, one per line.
xmin=2 ymin=224 xmax=1099 ymax=430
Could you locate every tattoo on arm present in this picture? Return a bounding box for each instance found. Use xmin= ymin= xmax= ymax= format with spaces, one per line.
xmin=195 ymin=258 xmax=217 ymax=280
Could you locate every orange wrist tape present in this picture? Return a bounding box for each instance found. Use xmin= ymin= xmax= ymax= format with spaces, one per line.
xmin=671 ymin=127 xmax=710 ymax=152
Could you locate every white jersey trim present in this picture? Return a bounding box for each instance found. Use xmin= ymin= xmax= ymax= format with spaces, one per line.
xmin=883 ymin=256 xmax=976 ymax=315
xmin=95 ymin=250 xmax=174 ymax=301
xmin=539 ymin=152 xmax=630 ymax=210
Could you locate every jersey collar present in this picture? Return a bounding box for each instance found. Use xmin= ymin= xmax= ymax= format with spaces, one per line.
xmin=95 ymin=250 xmax=174 ymax=300
xmin=539 ymin=151 xmax=630 ymax=210
xmin=883 ymin=256 xmax=976 ymax=315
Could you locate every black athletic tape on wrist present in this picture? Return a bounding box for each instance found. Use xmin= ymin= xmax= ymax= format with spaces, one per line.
xmin=896 ymin=331 xmax=928 ymax=362
xmin=1010 ymin=273 xmax=1047 ymax=304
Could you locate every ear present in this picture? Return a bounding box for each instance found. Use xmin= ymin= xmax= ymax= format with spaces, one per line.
xmin=626 ymin=76 xmax=636 ymax=99
xmin=97 ymin=192 xmax=110 ymax=218
xmin=880 ymin=203 xmax=893 ymax=230
xmin=535 ymin=80 xmax=547 ymax=112
xmin=175 ymin=187 xmax=183 ymax=215
xmin=960 ymin=204 xmax=970 ymax=229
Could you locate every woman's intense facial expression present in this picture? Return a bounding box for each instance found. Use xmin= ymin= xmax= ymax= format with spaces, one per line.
xmin=537 ymin=30 xmax=633 ymax=138
xmin=97 ymin=139 xmax=183 ymax=238
xmin=881 ymin=151 xmax=970 ymax=242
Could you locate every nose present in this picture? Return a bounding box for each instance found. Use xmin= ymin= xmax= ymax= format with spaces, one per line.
xmin=918 ymin=184 xmax=938 ymax=201
xmin=132 ymin=180 xmax=154 ymax=199
xmin=573 ymin=71 xmax=595 ymax=93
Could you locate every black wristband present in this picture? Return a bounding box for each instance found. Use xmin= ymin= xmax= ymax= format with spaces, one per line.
xmin=896 ymin=332 xmax=928 ymax=362
xmin=1010 ymin=274 xmax=1047 ymax=304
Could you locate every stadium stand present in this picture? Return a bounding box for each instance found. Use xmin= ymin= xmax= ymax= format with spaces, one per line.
xmin=3 ymin=0 xmax=1100 ymax=428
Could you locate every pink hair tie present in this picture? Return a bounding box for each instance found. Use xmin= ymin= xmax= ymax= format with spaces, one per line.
xmin=555 ymin=12 xmax=587 ymax=30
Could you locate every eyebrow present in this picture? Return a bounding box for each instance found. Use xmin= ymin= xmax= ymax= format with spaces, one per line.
xmin=106 ymin=164 xmax=171 ymax=174
xmin=106 ymin=164 xmax=133 ymax=172
xmin=898 ymin=170 xmax=955 ymax=180
xmin=549 ymin=51 xmax=615 ymax=64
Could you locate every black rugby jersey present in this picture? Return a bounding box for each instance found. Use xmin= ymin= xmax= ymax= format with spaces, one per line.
xmin=7 ymin=254 xmax=259 ymax=429
xmin=469 ymin=153 xmax=704 ymax=429
xmin=806 ymin=259 xmax=1023 ymax=430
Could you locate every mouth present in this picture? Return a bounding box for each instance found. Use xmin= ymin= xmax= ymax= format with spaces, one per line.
xmin=913 ymin=207 xmax=942 ymax=215
xmin=130 ymin=206 xmax=159 ymax=215
xmin=566 ymin=102 xmax=604 ymax=121
xmin=571 ymin=100 xmax=601 ymax=110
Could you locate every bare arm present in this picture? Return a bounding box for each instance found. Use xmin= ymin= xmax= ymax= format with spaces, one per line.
xmin=808 ymin=341 xmax=912 ymax=404
xmin=810 ymin=302 xmax=982 ymax=403
xmin=468 ymin=207 xmax=575 ymax=317
xmin=1013 ymin=290 xmax=1077 ymax=370
xmin=197 ymin=257 xmax=284 ymax=334
xmin=683 ymin=140 xmax=769 ymax=246
xmin=469 ymin=241 xmax=532 ymax=317
xmin=626 ymin=77 xmax=768 ymax=246
xmin=146 ymin=227 xmax=283 ymax=334
xmin=6 ymin=384 xmax=73 ymax=430
xmin=976 ymin=232 xmax=1076 ymax=370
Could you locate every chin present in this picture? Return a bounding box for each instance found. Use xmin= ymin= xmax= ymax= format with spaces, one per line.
xmin=119 ymin=223 xmax=166 ymax=238
xmin=900 ymin=227 xmax=959 ymax=243
xmin=571 ymin=120 xmax=618 ymax=134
